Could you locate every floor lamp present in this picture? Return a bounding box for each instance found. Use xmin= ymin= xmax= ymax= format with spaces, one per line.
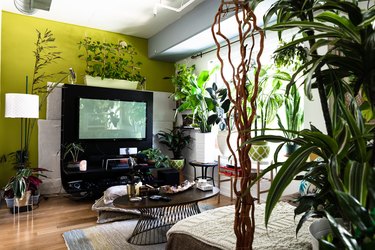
xmin=5 ymin=93 xmax=39 ymax=168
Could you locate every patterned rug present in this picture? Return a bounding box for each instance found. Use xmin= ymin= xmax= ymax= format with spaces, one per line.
xmin=63 ymin=204 xmax=215 ymax=250
xmin=63 ymin=219 xmax=164 ymax=250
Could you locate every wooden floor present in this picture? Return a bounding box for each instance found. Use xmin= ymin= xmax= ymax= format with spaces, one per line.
xmin=0 ymin=194 xmax=234 ymax=250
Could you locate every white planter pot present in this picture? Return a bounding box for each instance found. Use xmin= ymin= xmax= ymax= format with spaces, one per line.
xmin=195 ymin=132 xmax=216 ymax=162
xmin=84 ymin=75 xmax=138 ymax=90
xmin=309 ymin=218 xmax=344 ymax=250
xmin=217 ymin=130 xmax=238 ymax=157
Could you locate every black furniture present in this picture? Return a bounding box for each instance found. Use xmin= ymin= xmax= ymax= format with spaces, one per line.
xmin=60 ymin=84 xmax=153 ymax=197
xmin=113 ymin=187 xmax=220 ymax=245
xmin=189 ymin=161 xmax=218 ymax=186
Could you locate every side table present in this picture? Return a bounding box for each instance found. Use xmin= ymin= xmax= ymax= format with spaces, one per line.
xmin=189 ymin=161 xmax=217 ymax=186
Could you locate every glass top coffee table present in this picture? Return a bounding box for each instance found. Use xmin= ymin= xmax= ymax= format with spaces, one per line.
xmin=113 ymin=186 xmax=219 ymax=245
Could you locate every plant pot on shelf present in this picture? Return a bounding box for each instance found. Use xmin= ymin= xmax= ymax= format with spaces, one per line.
xmin=169 ymin=158 xmax=186 ymax=183
xmin=249 ymin=141 xmax=270 ymax=162
xmin=84 ymin=75 xmax=138 ymax=90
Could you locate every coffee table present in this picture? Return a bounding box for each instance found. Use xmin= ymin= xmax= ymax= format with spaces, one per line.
xmin=113 ymin=186 xmax=219 ymax=245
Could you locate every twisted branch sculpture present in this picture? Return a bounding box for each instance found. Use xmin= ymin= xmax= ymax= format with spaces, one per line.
xmin=211 ymin=1 xmax=264 ymax=249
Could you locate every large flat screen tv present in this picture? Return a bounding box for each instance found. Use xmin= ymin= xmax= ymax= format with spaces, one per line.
xmin=79 ymin=98 xmax=147 ymax=140
xmin=61 ymin=84 xmax=153 ymax=159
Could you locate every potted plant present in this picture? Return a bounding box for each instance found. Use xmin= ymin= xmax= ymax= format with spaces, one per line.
xmin=171 ymin=64 xmax=218 ymax=133
xmin=139 ymin=148 xmax=169 ymax=168
xmin=62 ymin=142 xmax=85 ymax=170
xmin=248 ymin=0 xmax=375 ymax=248
xmin=4 ymin=167 xmax=48 ymax=209
xmin=157 ymin=128 xmax=192 ymax=170
xmin=78 ymin=36 xmax=145 ymax=90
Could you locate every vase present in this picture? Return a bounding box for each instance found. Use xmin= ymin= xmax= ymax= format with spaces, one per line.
xmin=84 ymin=75 xmax=139 ymax=90
xmin=217 ymin=130 xmax=238 ymax=157
xmin=249 ymin=141 xmax=270 ymax=162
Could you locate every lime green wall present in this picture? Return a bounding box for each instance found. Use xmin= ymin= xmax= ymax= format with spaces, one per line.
xmin=0 ymin=11 xmax=175 ymax=186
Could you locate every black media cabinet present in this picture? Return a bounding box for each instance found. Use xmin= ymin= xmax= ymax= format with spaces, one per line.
xmin=60 ymin=84 xmax=153 ymax=198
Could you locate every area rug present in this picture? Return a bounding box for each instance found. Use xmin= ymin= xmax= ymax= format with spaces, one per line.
xmin=63 ymin=204 xmax=215 ymax=250
xmin=63 ymin=219 xmax=165 ymax=250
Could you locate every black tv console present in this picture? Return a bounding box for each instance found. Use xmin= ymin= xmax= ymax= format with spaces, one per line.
xmin=60 ymin=84 xmax=153 ymax=198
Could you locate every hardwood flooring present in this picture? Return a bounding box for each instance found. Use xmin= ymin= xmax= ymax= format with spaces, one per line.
xmin=0 ymin=194 xmax=234 ymax=250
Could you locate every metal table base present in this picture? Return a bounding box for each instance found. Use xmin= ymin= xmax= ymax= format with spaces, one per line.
xmin=128 ymin=202 xmax=201 ymax=245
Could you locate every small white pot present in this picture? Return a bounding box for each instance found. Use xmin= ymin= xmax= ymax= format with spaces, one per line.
xmin=309 ymin=218 xmax=344 ymax=250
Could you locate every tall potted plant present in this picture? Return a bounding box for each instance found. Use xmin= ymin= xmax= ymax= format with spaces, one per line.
xmin=249 ymin=0 xmax=375 ymax=248
xmin=171 ymin=64 xmax=219 ymax=162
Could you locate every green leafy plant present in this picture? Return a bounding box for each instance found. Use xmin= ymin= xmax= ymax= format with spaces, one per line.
xmin=140 ymin=148 xmax=169 ymax=168
xmin=171 ymin=64 xmax=218 ymax=133
xmin=62 ymin=142 xmax=85 ymax=163
xmin=206 ymin=82 xmax=231 ymax=131
xmin=157 ymin=128 xmax=192 ymax=159
xmin=78 ymin=37 xmax=144 ymax=83
xmin=251 ymin=0 xmax=375 ymax=248
xmin=4 ymin=167 xmax=48 ymax=198
xmin=246 ymin=65 xmax=287 ymax=136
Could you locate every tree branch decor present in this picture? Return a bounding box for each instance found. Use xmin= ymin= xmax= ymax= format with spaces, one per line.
xmin=212 ymin=1 xmax=264 ymax=249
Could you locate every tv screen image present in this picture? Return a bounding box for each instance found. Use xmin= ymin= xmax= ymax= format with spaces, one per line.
xmin=79 ymin=98 xmax=147 ymax=140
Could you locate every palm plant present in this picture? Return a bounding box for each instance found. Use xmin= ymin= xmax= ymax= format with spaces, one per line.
xmin=252 ymin=0 xmax=375 ymax=248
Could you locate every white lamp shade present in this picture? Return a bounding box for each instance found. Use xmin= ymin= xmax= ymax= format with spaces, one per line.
xmin=5 ymin=93 xmax=39 ymax=118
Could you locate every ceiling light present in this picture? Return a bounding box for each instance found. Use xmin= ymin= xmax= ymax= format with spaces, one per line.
xmin=14 ymin=0 xmax=52 ymax=15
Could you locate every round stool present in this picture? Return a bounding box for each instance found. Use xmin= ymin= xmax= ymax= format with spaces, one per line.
xmin=189 ymin=161 xmax=217 ymax=186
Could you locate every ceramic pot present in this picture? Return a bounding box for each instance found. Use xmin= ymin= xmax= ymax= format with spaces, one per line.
xmin=217 ymin=130 xmax=237 ymax=157
xmin=249 ymin=141 xmax=270 ymax=161
xmin=169 ymin=159 xmax=185 ymax=170
xmin=309 ymin=218 xmax=344 ymax=250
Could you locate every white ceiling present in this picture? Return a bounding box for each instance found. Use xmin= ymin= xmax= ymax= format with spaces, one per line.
xmin=2 ymin=0 xmax=206 ymax=38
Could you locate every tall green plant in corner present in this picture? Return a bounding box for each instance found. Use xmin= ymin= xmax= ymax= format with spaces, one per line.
xmin=15 ymin=29 xmax=66 ymax=167
xmin=250 ymin=0 xmax=375 ymax=249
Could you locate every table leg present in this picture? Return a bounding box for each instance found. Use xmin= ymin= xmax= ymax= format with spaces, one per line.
xmin=128 ymin=202 xmax=201 ymax=245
